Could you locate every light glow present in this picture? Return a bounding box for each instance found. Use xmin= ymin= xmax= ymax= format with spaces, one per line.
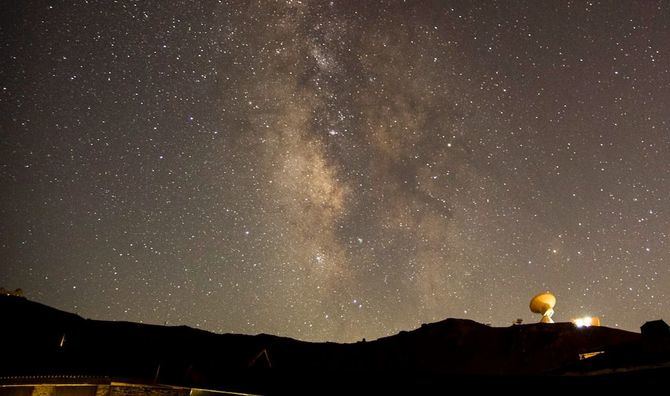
xmin=574 ymin=316 xmax=594 ymax=328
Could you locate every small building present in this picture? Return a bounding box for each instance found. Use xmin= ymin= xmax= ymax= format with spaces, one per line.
xmin=640 ymin=319 xmax=670 ymax=339
xmin=0 ymin=376 xmax=255 ymax=396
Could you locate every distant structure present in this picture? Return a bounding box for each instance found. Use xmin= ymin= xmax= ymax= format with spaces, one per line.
xmin=0 ymin=287 xmax=24 ymax=297
xmin=529 ymin=292 xmax=556 ymax=323
xmin=573 ymin=316 xmax=601 ymax=328
xmin=641 ymin=319 xmax=670 ymax=339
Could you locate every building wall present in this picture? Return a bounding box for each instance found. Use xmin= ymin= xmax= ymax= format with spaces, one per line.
xmin=109 ymin=385 xmax=189 ymax=396
xmin=1 ymin=384 xmax=192 ymax=396
xmin=1 ymin=386 xmax=98 ymax=396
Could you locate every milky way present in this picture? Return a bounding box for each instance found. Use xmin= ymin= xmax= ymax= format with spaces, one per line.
xmin=2 ymin=1 xmax=669 ymax=341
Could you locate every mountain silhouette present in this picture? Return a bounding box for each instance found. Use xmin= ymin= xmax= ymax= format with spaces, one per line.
xmin=1 ymin=295 xmax=668 ymax=393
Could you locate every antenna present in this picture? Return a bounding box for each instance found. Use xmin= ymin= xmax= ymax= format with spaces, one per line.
xmin=248 ymin=348 xmax=272 ymax=368
xmin=529 ymin=292 xmax=556 ymax=323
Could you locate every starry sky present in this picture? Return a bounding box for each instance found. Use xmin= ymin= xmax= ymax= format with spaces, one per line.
xmin=1 ymin=0 xmax=669 ymax=342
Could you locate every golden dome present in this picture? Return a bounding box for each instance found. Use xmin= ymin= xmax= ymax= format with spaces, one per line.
xmin=529 ymin=292 xmax=556 ymax=315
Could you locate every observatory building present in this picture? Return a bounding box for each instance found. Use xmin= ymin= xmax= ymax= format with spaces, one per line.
xmin=529 ymin=292 xmax=602 ymax=327
xmin=530 ymin=292 xmax=556 ymax=323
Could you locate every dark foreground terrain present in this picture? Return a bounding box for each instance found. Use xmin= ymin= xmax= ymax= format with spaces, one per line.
xmin=1 ymin=295 xmax=668 ymax=393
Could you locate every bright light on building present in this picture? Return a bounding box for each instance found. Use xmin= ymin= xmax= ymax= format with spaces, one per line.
xmin=573 ymin=316 xmax=601 ymax=328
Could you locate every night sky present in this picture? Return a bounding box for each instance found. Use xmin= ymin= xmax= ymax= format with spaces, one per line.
xmin=2 ymin=1 xmax=669 ymax=342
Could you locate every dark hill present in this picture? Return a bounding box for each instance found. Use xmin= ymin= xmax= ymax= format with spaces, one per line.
xmin=1 ymin=295 xmax=668 ymax=393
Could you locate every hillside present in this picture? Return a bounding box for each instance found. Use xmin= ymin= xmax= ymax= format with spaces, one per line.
xmin=1 ymin=295 xmax=668 ymax=393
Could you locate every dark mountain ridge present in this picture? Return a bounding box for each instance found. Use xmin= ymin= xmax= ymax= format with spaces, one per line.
xmin=1 ymin=295 xmax=668 ymax=393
